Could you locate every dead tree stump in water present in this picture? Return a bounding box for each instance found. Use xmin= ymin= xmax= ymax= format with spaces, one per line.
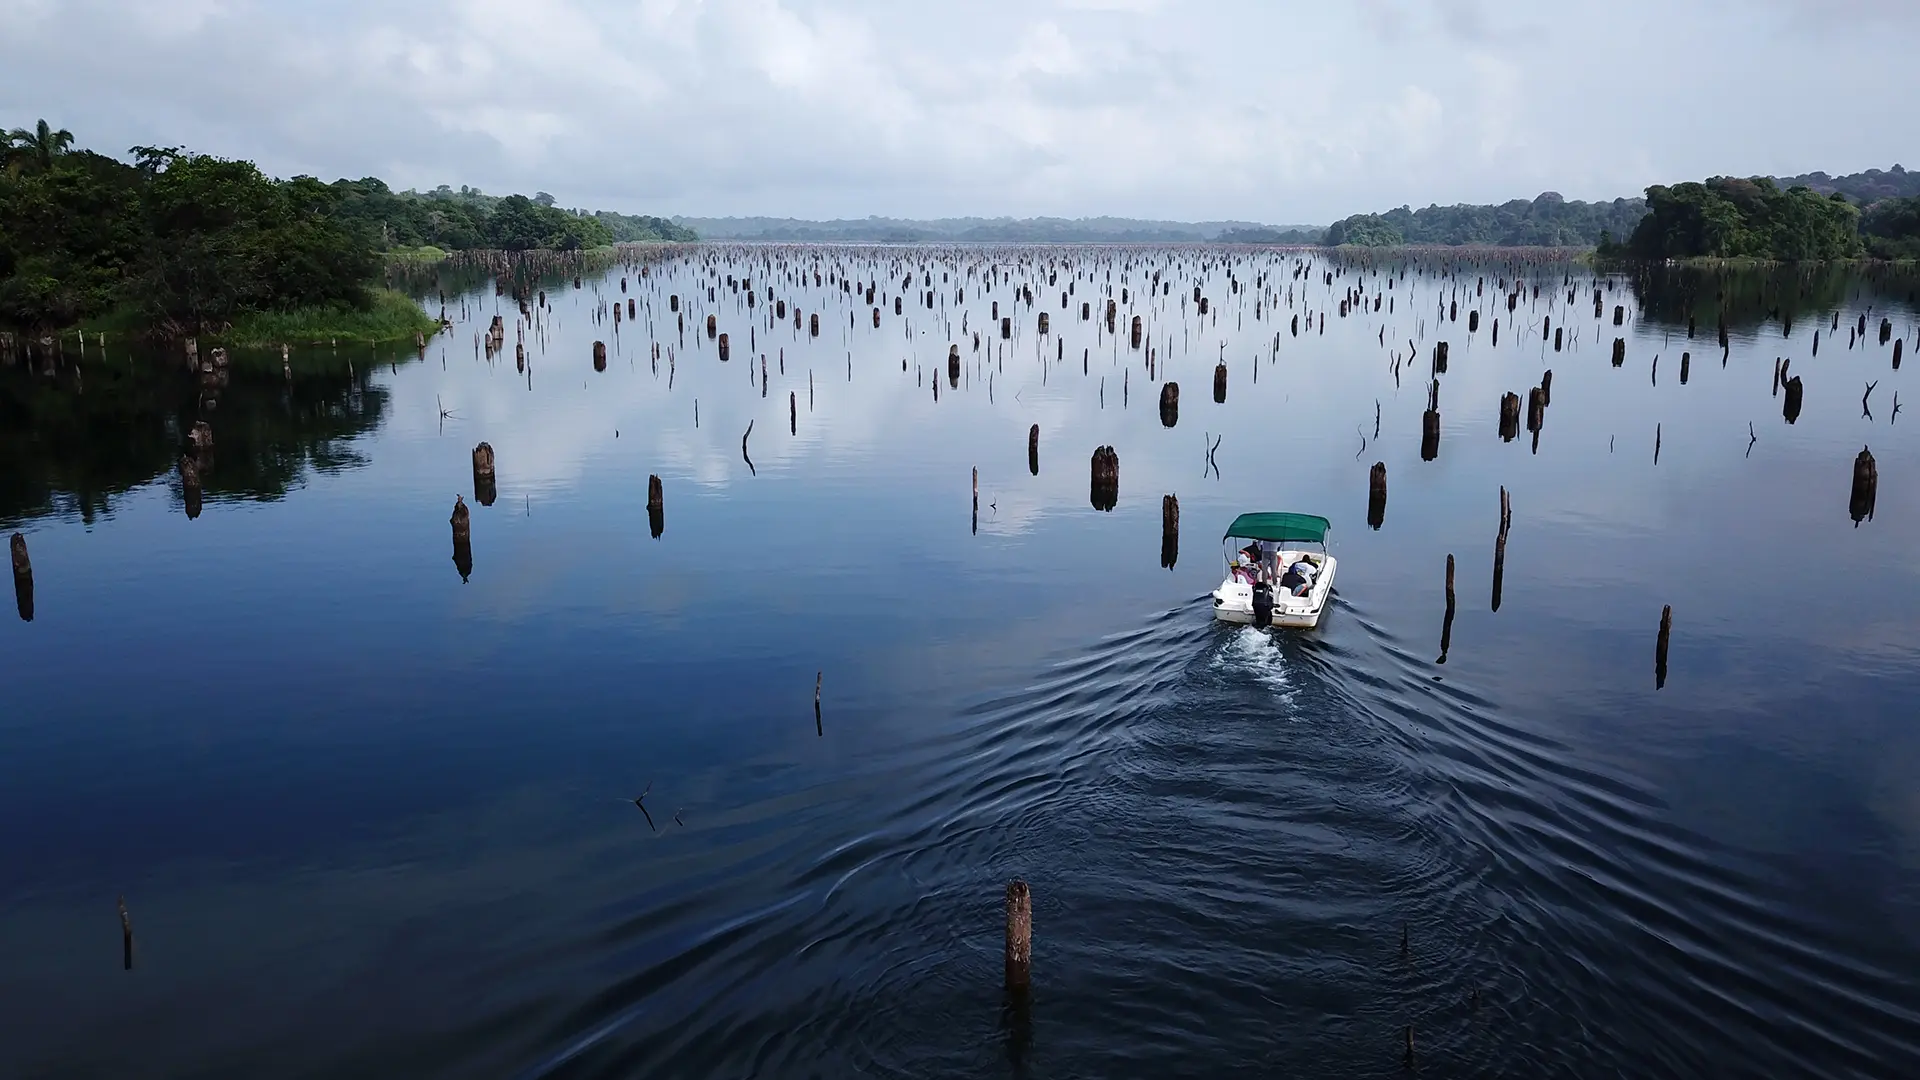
xmin=1028 ymin=424 xmax=1040 ymax=476
xmin=1161 ymin=494 xmax=1180 ymax=569
xmin=472 ymin=442 xmax=497 ymax=506
xmin=1783 ymin=376 xmax=1804 ymax=424
xmin=1213 ymin=363 xmax=1227 ymax=403
xmin=1089 ymin=446 xmax=1119 ymax=511
xmin=1895 ymin=339 xmax=1904 ymax=370
xmin=1433 ymin=341 xmax=1449 ymax=375
xmin=810 ymin=313 xmax=819 ymax=337
xmin=949 ymin=345 xmax=961 ymax=387
xmin=1005 ymin=879 xmax=1033 ymax=992
xmin=1131 ymin=315 xmax=1143 ymax=349
xmin=1680 ymin=351 xmax=1691 ymax=385
xmin=647 ymin=475 xmax=664 ymax=539
xmin=10 ymin=532 xmax=31 ymax=622
xmin=1850 ymin=447 xmax=1877 ymax=525
xmin=1612 ymin=338 xmax=1626 ymax=367
xmin=119 ymin=896 xmax=134 ymax=970
xmin=1159 ymin=382 xmax=1180 ymax=428
xmin=1499 ymin=392 xmax=1522 ymax=442
xmin=593 ymin=341 xmax=607 ymax=372
xmin=1439 ymin=553 xmax=1456 ymax=663
xmin=1540 ymin=369 xmax=1553 ymax=408
xmin=718 ymin=333 xmax=730 ymax=362
xmin=1469 ymin=310 xmax=1480 ymax=333
xmin=1037 ymin=311 xmax=1049 ymax=335
xmin=178 ymin=455 xmax=203 ymax=520
xmin=1420 ymin=381 xmax=1441 ymax=462
xmin=450 ymin=496 xmax=473 ymax=582
xmin=188 ymin=421 xmax=214 ymax=453
xmin=1368 ymin=462 xmax=1387 ymax=530
xmin=1656 ymin=605 xmax=1672 ymax=689
xmin=1491 ymin=486 xmax=1510 ymax=613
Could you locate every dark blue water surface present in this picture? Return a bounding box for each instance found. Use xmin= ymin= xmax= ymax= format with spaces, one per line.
xmin=3 ymin=249 xmax=1918 ymax=1079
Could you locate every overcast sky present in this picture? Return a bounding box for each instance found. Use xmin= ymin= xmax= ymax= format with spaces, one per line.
xmin=4 ymin=0 xmax=1915 ymax=223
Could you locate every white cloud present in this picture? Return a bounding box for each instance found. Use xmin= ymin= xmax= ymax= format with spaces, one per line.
xmin=0 ymin=0 xmax=1913 ymax=222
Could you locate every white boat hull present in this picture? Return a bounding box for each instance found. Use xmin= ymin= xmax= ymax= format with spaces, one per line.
xmin=1212 ymin=552 xmax=1337 ymax=629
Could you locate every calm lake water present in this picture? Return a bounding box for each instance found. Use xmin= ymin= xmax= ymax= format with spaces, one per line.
xmin=3 ymin=248 xmax=1918 ymax=1079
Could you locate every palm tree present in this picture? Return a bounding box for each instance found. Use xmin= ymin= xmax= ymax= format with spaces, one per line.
xmin=6 ymin=119 xmax=75 ymax=172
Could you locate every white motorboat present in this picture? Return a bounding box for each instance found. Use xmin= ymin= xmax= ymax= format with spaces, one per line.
xmin=1211 ymin=512 xmax=1337 ymax=629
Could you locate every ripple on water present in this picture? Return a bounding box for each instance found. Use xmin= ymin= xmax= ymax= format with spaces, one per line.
xmin=499 ymin=595 xmax=1916 ymax=1079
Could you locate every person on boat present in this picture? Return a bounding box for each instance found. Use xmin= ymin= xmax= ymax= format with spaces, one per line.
xmin=1280 ymin=555 xmax=1319 ymax=596
xmin=1234 ymin=543 xmax=1262 ymax=584
xmin=1258 ymin=540 xmax=1282 ymax=583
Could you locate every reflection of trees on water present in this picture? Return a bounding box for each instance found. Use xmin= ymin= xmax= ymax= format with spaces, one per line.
xmin=1628 ymin=263 xmax=1920 ymax=332
xmin=0 ymin=346 xmax=403 ymax=528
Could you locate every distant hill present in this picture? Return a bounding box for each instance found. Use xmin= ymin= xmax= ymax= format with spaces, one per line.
xmin=673 ymin=215 xmax=1316 ymax=243
xmin=1773 ymin=165 xmax=1918 ymax=205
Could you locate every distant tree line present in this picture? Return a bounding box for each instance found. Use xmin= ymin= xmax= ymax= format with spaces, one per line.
xmin=0 ymin=121 xmax=692 ymax=339
xmin=332 ymin=182 xmax=694 ymax=249
xmin=1322 ymin=192 xmax=1648 ymax=249
xmin=1321 ymin=166 xmax=1920 ymax=260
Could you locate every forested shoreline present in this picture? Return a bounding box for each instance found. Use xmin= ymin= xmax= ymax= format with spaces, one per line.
xmin=1323 ymin=166 xmax=1920 ymax=259
xmin=0 ymin=121 xmax=692 ymax=345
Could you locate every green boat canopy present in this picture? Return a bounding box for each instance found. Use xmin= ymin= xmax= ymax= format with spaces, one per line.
xmin=1222 ymin=512 xmax=1331 ymax=544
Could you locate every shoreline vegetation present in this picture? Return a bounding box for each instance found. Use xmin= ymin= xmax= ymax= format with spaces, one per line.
xmin=0 ymin=120 xmax=692 ymax=352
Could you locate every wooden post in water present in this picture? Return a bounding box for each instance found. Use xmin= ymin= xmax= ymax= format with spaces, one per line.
xmin=647 ymin=475 xmax=664 ymax=539
xmin=1131 ymin=315 xmax=1143 ymax=349
xmin=10 ymin=532 xmax=31 ymax=623
xmin=1850 ymin=447 xmax=1877 ymax=525
xmin=1680 ymin=351 xmax=1690 ymax=385
xmin=1783 ymin=376 xmax=1804 ymax=424
xmin=1213 ymin=362 xmax=1227 ymax=404
xmin=1028 ymin=424 xmax=1040 ymax=476
xmin=1159 ymin=381 xmax=1180 ymax=428
xmin=1612 ymin=338 xmax=1626 ymax=367
xmin=1368 ymin=462 xmax=1387 ymax=530
xmin=1439 ymin=553 xmax=1455 ymax=663
xmin=593 ymin=341 xmax=607 ymax=372
xmin=1005 ymin=879 xmax=1032 ymax=992
xmin=1499 ymin=392 xmax=1521 ymax=442
xmin=717 ymin=332 xmax=730 ymax=362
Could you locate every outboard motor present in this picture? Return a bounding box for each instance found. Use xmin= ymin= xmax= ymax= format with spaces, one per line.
xmin=1252 ymin=582 xmax=1274 ymax=629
